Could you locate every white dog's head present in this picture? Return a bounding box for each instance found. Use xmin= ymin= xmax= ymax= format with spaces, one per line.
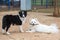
xmin=26 ymin=18 xmax=40 ymax=32
xmin=30 ymin=18 xmax=39 ymax=26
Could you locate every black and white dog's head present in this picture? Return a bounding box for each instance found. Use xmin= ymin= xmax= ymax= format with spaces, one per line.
xmin=19 ymin=11 xmax=27 ymax=22
xmin=19 ymin=11 xmax=27 ymax=18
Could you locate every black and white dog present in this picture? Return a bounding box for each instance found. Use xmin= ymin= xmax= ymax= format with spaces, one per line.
xmin=2 ymin=11 xmax=27 ymax=34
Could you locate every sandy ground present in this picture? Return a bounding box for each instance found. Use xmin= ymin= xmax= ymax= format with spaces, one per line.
xmin=0 ymin=11 xmax=60 ymax=40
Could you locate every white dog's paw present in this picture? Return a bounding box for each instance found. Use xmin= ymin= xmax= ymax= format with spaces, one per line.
xmin=26 ymin=31 xmax=31 ymax=32
xmin=6 ymin=32 xmax=10 ymax=35
xmin=26 ymin=30 xmax=35 ymax=32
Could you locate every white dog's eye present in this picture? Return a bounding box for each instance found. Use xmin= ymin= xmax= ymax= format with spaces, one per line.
xmin=32 ymin=22 xmax=34 ymax=23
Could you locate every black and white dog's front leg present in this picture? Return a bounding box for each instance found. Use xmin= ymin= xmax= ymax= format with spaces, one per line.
xmin=19 ymin=25 xmax=24 ymax=32
xmin=19 ymin=18 xmax=27 ymax=32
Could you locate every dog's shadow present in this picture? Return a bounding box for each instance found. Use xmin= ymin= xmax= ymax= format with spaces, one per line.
xmin=0 ymin=31 xmax=22 ymax=35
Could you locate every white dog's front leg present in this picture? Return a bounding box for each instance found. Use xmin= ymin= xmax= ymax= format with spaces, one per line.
xmin=19 ymin=25 xmax=24 ymax=32
xmin=26 ymin=29 xmax=35 ymax=32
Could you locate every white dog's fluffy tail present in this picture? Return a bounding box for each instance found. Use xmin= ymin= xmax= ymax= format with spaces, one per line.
xmin=50 ymin=23 xmax=57 ymax=27
xmin=49 ymin=23 xmax=59 ymax=33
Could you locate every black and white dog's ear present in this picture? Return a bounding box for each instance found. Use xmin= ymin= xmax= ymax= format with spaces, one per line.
xmin=19 ymin=11 xmax=23 ymax=17
xmin=19 ymin=11 xmax=21 ymax=15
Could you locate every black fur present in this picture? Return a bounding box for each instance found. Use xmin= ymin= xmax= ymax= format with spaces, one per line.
xmin=2 ymin=11 xmax=27 ymax=32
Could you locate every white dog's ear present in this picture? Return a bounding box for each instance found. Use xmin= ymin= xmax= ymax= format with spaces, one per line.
xmin=34 ymin=18 xmax=40 ymax=24
xmin=35 ymin=18 xmax=38 ymax=21
xmin=29 ymin=18 xmax=35 ymax=21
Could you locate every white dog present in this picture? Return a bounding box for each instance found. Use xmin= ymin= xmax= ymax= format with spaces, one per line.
xmin=26 ymin=18 xmax=59 ymax=33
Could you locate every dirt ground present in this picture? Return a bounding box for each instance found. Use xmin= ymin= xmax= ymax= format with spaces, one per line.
xmin=0 ymin=11 xmax=60 ymax=40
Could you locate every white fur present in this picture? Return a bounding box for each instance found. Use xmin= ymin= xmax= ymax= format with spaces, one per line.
xmin=2 ymin=29 xmax=10 ymax=35
xmin=26 ymin=18 xmax=59 ymax=33
xmin=2 ymin=29 xmax=5 ymax=34
xmin=19 ymin=26 xmax=24 ymax=32
xmin=6 ymin=32 xmax=10 ymax=35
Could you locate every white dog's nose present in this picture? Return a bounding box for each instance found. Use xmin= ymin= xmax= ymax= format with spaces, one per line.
xmin=30 ymin=23 xmax=35 ymax=26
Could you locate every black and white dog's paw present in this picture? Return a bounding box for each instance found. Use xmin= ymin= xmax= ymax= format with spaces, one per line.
xmin=2 ymin=29 xmax=5 ymax=34
xmin=6 ymin=32 xmax=10 ymax=35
